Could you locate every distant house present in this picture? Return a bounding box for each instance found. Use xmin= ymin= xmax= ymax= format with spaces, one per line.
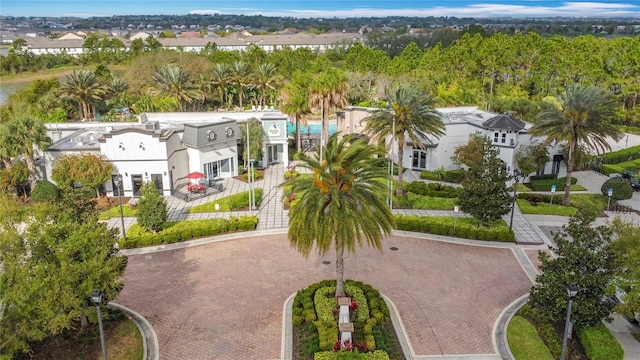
xmin=180 ymin=31 xmax=200 ymax=38
xmin=58 ymin=32 xmax=84 ymax=40
xmin=130 ymin=31 xmax=151 ymax=41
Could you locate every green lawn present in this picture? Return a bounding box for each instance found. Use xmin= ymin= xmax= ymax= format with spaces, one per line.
xmin=407 ymin=192 xmax=458 ymax=210
xmin=507 ymin=316 xmax=554 ymax=360
xmin=517 ymin=199 xmax=579 ymax=216
xmin=188 ymin=188 xmax=262 ymax=213
xmin=98 ymin=204 xmax=137 ymax=220
xmin=518 ymin=193 xmax=607 ymax=216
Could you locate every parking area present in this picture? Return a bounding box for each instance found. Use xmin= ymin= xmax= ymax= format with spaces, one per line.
xmin=116 ymin=233 xmax=533 ymax=359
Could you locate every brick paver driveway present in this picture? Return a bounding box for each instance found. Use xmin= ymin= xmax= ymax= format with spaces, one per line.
xmin=116 ymin=233 xmax=532 ymax=359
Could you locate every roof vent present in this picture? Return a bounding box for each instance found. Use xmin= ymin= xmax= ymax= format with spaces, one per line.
xmin=144 ymin=121 xmax=159 ymax=130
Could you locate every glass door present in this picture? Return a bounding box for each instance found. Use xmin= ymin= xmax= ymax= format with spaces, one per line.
xmin=412 ymin=150 xmax=428 ymax=169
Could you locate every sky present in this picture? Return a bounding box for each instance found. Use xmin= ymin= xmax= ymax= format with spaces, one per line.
xmin=1 ymin=0 xmax=639 ymax=19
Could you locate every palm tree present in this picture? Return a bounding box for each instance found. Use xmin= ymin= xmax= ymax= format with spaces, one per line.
xmin=254 ymin=63 xmax=281 ymax=107
xmin=280 ymin=72 xmax=311 ymax=152
xmin=151 ymin=64 xmax=203 ymax=112
xmin=105 ymin=77 xmax=130 ymax=110
xmin=61 ymin=70 xmax=105 ymax=120
xmin=0 ymin=124 xmax=19 ymax=169
xmin=284 ymin=133 xmax=394 ymax=297
xmin=310 ymin=67 xmax=348 ymax=145
xmin=364 ymin=84 xmax=445 ymax=196
xmin=529 ymin=84 xmax=622 ymax=205
xmin=211 ymin=63 xmax=231 ymax=109
xmin=6 ymin=115 xmax=51 ymax=190
xmin=229 ymin=61 xmax=251 ymax=109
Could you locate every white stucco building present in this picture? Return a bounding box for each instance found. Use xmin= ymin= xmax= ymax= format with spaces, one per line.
xmin=44 ymin=110 xmax=289 ymax=197
xmin=339 ymin=106 xmax=568 ymax=180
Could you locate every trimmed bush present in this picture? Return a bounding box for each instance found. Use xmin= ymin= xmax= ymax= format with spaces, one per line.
xmin=419 ymin=170 xmax=439 ymax=180
xmin=394 ymin=215 xmax=515 ymax=242
xmin=443 ymin=169 xmax=466 ymax=183
xmin=405 ymin=181 xmax=459 ymax=198
xmin=313 ymin=350 xmax=390 ymax=360
xmin=601 ymin=145 xmax=640 ymax=164
xmin=30 ymin=180 xmax=60 ymax=202
xmin=601 ymin=178 xmax=634 ymax=201
xmin=119 ymin=216 xmax=258 ymax=248
xmin=578 ymin=323 xmax=624 ymax=360
xmin=530 ymin=173 xmax=558 ymax=181
xmin=529 ymin=177 xmax=577 ymax=191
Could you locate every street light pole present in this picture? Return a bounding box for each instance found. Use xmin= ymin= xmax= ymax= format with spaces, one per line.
xmin=509 ymin=169 xmax=521 ymax=232
xmin=113 ymin=175 xmax=126 ymax=242
xmin=560 ymin=283 xmax=579 ymax=360
xmin=91 ymin=289 xmax=108 ymax=360
xmin=246 ymin=122 xmax=252 ymax=215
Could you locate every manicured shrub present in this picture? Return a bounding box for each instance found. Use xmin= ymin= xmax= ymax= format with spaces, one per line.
xmin=315 ymin=287 xmax=338 ymax=322
xmin=529 ymin=173 xmax=558 ymax=181
xmin=30 ymin=180 xmax=60 ymax=202
xmin=419 ymin=170 xmax=439 ymax=180
xmin=405 ymin=181 xmax=459 ymax=198
xmin=316 ymin=320 xmax=339 ymax=351
xmin=578 ymin=323 xmax=624 ymax=360
xmin=443 ymin=169 xmax=466 ymax=183
xmin=529 ymin=177 xmax=577 ymax=191
xmin=136 ymin=181 xmax=168 ymax=232
xmin=601 ymin=178 xmax=633 ymax=201
xmin=393 ymin=215 xmax=515 ymax=242
xmin=601 ymin=145 xmax=640 ymax=164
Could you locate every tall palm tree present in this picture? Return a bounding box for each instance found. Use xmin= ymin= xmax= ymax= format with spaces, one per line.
xmin=310 ymin=67 xmax=348 ymax=145
xmin=284 ymin=133 xmax=394 ymax=297
xmin=151 ymin=64 xmax=203 ymax=112
xmin=6 ymin=115 xmax=51 ymax=190
xmin=364 ymin=84 xmax=445 ymax=196
xmin=61 ymin=70 xmax=105 ymax=120
xmin=529 ymin=84 xmax=622 ymax=205
xmin=0 ymin=124 xmax=19 ymax=169
xmin=211 ymin=63 xmax=231 ymax=109
xmin=254 ymin=63 xmax=281 ymax=107
xmin=105 ymin=77 xmax=130 ymax=109
xmin=280 ymin=72 xmax=311 ymax=152
xmin=229 ymin=61 xmax=251 ymax=109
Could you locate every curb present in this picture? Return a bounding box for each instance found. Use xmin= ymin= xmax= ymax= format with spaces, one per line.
xmin=109 ymin=302 xmax=159 ymax=360
xmin=492 ymin=295 xmax=529 ymax=360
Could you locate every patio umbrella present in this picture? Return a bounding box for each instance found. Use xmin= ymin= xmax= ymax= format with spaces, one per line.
xmin=186 ymin=171 xmax=206 ymax=180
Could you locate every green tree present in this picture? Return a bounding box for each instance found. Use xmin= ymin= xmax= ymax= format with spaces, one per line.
xmin=364 ymin=84 xmax=445 ymax=196
xmin=529 ymin=214 xmax=617 ymax=328
xmin=0 ymin=192 xmax=127 ymax=358
xmin=229 ymin=61 xmax=251 ymax=109
xmin=451 ymin=132 xmax=486 ymax=168
xmin=52 ymin=153 xmax=114 ymax=198
xmin=515 ymin=141 xmax=550 ymax=177
xmin=5 ymin=115 xmax=51 ymax=191
xmin=457 ymin=136 xmax=511 ymax=226
xmin=610 ymin=218 xmax=640 ymax=322
xmin=0 ymin=161 xmax=30 ymax=196
xmin=151 ymin=64 xmax=203 ymax=112
xmin=211 ymin=62 xmax=231 ymax=109
xmin=254 ymin=62 xmax=280 ymax=107
xmin=136 ymin=181 xmax=168 ymax=233
xmin=283 ymin=134 xmax=394 ymax=297
xmin=280 ymin=71 xmax=311 ymax=152
xmin=529 ymin=84 xmax=623 ymax=205
xmin=310 ymin=67 xmax=348 ymax=145
xmin=239 ymin=118 xmax=265 ymax=169
xmin=60 ymin=69 xmax=105 ymax=120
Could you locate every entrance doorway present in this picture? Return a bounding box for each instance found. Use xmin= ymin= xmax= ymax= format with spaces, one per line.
xmin=131 ymin=174 xmax=143 ymax=196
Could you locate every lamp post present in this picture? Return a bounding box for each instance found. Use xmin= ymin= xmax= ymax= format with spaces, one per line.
xmin=560 ymin=283 xmax=579 ymax=360
xmin=113 ymin=175 xmax=126 ymax=242
xmin=91 ymin=289 xmax=108 ymax=360
xmin=249 ymin=158 xmax=256 ymax=210
xmin=509 ymin=169 xmax=522 ymax=232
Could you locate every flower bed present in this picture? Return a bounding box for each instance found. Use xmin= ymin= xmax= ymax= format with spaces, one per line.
xmin=292 ymin=280 xmax=404 ymax=359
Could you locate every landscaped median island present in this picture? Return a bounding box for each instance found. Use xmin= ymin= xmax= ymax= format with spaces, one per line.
xmin=292 ymin=280 xmax=404 ymax=360
xmin=119 ymin=216 xmax=258 ymax=248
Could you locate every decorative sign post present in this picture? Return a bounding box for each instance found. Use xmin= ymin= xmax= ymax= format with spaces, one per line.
xmin=607 ymin=188 xmax=613 ymax=212
xmin=550 ymin=184 xmax=556 ymax=205
xmin=453 ymin=206 xmax=459 ymax=232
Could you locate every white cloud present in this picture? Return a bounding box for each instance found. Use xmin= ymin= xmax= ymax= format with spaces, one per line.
xmin=189 ymin=2 xmax=640 ymax=18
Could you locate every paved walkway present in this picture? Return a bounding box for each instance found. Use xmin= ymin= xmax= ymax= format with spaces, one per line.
xmin=109 ymin=166 xmax=640 ymax=359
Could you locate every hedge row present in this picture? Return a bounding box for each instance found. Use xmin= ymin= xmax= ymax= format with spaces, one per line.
xmin=600 ymin=158 xmax=640 ymax=176
xmin=578 ymin=323 xmax=624 ymax=360
xmin=518 ymin=305 xmax=563 ymax=358
xmin=419 ymin=169 xmax=466 ymax=183
xmin=529 ymin=177 xmax=578 ymax=191
xmin=601 ymin=145 xmax=640 ymax=164
xmin=394 ymin=215 xmax=515 ymax=242
xmin=119 ymin=216 xmax=258 ymax=248
xmin=405 ymin=181 xmax=459 ymax=198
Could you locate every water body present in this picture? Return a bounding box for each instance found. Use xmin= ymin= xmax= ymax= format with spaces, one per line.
xmin=287 ymin=121 xmax=337 ymax=135
xmin=0 ymin=82 xmax=24 ymax=105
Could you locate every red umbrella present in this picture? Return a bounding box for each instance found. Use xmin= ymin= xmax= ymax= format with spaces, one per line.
xmin=186 ymin=171 xmax=205 ymax=179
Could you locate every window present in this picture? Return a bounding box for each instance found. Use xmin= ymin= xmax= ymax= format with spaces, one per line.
xmin=494 ymin=132 xmax=499 ymax=143
xmin=151 ymin=174 xmax=163 ymax=191
xmin=501 ymin=133 xmax=507 ymax=144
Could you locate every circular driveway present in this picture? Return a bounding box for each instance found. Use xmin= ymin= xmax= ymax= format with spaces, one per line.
xmin=116 ymin=233 xmax=533 ymax=359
